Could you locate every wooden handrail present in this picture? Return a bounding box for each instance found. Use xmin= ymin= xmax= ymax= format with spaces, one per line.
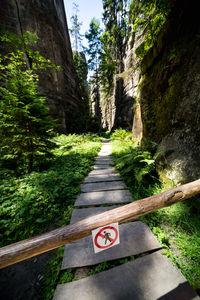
xmin=0 ymin=179 xmax=200 ymax=269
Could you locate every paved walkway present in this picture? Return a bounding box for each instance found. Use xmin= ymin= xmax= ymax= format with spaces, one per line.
xmin=53 ymin=141 xmax=199 ymax=300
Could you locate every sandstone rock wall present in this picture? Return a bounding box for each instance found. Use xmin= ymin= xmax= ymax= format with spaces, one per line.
xmin=99 ymin=50 xmax=136 ymax=131
xmin=139 ymin=0 xmax=200 ymax=185
xmin=93 ymin=0 xmax=200 ymax=184
xmin=0 ymin=0 xmax=83 ymax=131
xmin=96 ymin=18 xmax=145 ymax=132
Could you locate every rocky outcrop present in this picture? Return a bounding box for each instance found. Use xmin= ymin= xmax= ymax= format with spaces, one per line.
xmin=93 ymin=16 xmax=145 ymax=132
xmin=100 ymin=75 xmax=134 ymax=131
xmin=0 ymin=0 xmax=83 ymax=131
xmin=93 ymin=0 xmax=200 ymax=184
xmin=139 ymin=0 xmax=200 ymax=185
xmin=99 ymin=56 xmax=135 ymax=131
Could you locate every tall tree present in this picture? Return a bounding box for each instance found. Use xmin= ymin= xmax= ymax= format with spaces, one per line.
xmin=85 ymin=18 xmax=102 ymax=80
xmin=69 ymin=2 xmax=83 ymax=52
xmin=72 ymin=51 xmax=88 ymax=103
xmin=99 ymin=31 xmax=116 ymax=96
xmin=102 ymin=0 xmax=128 ymax=67
xmin=0 ymin=32 xmax=59 ymax=173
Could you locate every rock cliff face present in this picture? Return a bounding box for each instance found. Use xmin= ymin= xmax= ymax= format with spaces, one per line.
xmin=93 ymin=13 xmax=145 ymax=132
xmin=0 ymin=0 xmax=83 ymax=131
xmin=93 ymin=0 xmax=200 ymax=184
xmin=99 ymin=57 xmax=135 ymax=131
xmin=100 ymin=75 xmax=134 ymax=131
xmin=139 ymin=0 xmax=200 ymax=185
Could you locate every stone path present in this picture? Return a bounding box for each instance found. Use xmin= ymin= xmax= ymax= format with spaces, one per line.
xmin=53 ymin=140 xmax=199 ymax=300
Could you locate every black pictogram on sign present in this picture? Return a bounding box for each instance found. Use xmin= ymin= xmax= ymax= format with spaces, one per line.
xmin=92 ymin=222 xmax=120 ymax=253
xmin=94 ymin=226 xmax=118 ymax=249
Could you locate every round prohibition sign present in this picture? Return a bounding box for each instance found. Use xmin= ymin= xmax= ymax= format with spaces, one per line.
xmin=94 ymin=226 xmax=118 ymax=249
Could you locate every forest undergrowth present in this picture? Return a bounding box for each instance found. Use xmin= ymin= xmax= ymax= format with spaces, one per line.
xmin=0 ymin=133 xmax=102 ymax=247
xmin=1 ymin=130 xmax=199 ymax=299
xmin=111 ymin=129 xmax=200 ymax=291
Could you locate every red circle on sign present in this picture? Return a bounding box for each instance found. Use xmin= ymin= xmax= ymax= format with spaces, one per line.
xmin=94 ymin=226 xmax=118 ymax=249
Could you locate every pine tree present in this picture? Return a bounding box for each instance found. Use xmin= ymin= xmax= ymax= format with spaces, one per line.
xmin=69 ymin=3 xmax=83 ymax=52
xmin=85 ymin=18 xmax=102 ymax=85
xmin=99 ymin=31 xmax=116 ymax=95
xmin=0 ymin=32 xmax=60 ymax=173
xmin=102 ymin=0 xmax=128 ymax=66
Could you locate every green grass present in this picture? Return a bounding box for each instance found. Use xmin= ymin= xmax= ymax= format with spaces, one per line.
xmin=0 ymin=133 xmax=102 ymax=247
xmin=43 ymin=247 xmax=79 ymax=300
xmin=141 ymin=201 xmax=200 ymax=289
xmin=110 ymin=129 xmax=200 ymax=291
xmin=43 ymin=246 xmax=65 ymax=300
xmin=53 ymin=256 xmax=135 ymax=289
xmin=88 ymin=256 xmax=134 ymax=276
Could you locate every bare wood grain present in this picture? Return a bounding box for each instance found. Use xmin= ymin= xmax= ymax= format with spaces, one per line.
xmin=0 ymin=179 xmax=200 ymax=269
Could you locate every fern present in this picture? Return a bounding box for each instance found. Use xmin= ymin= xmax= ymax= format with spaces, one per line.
xmin=114 ymin=145 xmax=157 ymax=185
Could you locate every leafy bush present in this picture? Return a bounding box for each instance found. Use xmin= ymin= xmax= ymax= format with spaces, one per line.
xmin=111 ymin=131 xmax=160 ymax=199
xmin=115 ymin=146 xmax=158 ymax=184
xmin=111 ymin=134 xmax=200 ymax=289
xmin=110 ymin=129 xmax=132 ymax=142
xmin=0 ymin=134 xmax=101 ymax=247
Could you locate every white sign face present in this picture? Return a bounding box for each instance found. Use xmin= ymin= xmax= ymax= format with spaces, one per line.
xmin=92 ymin=222 xmax=120 ymax=253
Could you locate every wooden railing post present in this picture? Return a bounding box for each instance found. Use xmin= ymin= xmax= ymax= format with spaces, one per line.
xmin=0 ymin=179 xmax=200 ymax=269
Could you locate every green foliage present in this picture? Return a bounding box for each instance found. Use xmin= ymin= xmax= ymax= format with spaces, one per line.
xmin=0 ymin=134 xmax=101 ymax=247
xmin=0 ymin=32 xmax=59 ymax=173
xmin=129 ymin=0 xmax=172 ymax=59
xmin=141 ymin=199 xmax=200 ymax=289
xmin=89 ymin=256 xmax=134 ymax=276
xmin=111 ymin=130 xmax=200 ymax=289
xmin=43 ymin=247 xmax=78 ymax=300
xmin=110 ymin=128 xmax=132 ymax=141
xmin=54 ymin=133 xmax=102 ymax=151
xmin=59 ymin=269 xmax=78 ymax=284
xmin=111 ymin=129 xmax=160 ymax=199
xmin=43 ymin=247 xmax=64 ymax=300
xmin=99 ymin=31 xmax=117 ymax=97
xmin=72 ymin=51 xmax=88 ymax=103
xmin=99 ymin=1 xmax=129 ymax=97
xmin=102 ymin=0 xmax=128 ymax=49
xmin=69 ymin=3 xmax=83 ymax=52
xmin=85 ymin=18 xmax=102 ymax=74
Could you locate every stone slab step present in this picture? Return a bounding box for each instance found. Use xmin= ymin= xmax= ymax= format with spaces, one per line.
xmin=84 ymin=174 xmax=122 ymax=184
xmin=98 ymin=149 xmax=111 ymax=153
xmin=54 ymin=250 xmax=200 ymax=300
xmin=61 ymin=221 xmax=161 ymax=270
xmin=98 ymin=150 xmax=112 ymax=156
xmin=99 ymin=143 xmax=111 ymax=148
xmin=81 ymin=181 xmax=127 ymax=193
xmin=74 ymin=189 xmax=132 ymax=206
xmin=93 ymin=165 xmax=111 ymax=169
xmin=89 ymin=168 xmax=116 ymax=176
xmin=95 ymin=156 xmax=112 ymax=161
xmin=95 ymin=161 xmax=112 ymax=165
xmin=99 ymin=144 xmax=111 ymax=149
xmin=102 ymin=139 xmax=110 ymax=143
xmin=95 ymin=157 xmax=112 ymax=164
xmin=98 ymin=153 xmax=112 ymax=157
xmin=70 ymin=206 xmax=119 ymax=224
